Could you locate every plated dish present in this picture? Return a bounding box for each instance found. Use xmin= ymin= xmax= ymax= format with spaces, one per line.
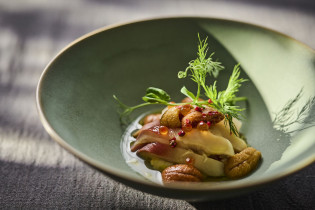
xmin=36 ymin=17 xmax=315 ymax=201
xmin=116 ymin=36 xmax=262 ymax=183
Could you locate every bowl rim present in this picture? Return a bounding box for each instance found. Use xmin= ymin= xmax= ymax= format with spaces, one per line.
xmin=36 ymin=16 xmax=315 ymax=192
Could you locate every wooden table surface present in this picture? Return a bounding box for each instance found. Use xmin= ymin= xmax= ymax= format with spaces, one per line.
xmin=0 ymin=0 xmax=314 ymax=209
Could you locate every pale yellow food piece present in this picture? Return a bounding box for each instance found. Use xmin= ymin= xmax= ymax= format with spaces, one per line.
xmin=150 ymin=158 xmax=173 ymax=171
xmin=210 ymin=120 xmax=247 ymax=152
xmin=177 ymin=129 xmax=235 ymax=157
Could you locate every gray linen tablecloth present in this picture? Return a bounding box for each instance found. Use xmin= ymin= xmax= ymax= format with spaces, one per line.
xmin=0 ymin=0 xmax=314 ymax=209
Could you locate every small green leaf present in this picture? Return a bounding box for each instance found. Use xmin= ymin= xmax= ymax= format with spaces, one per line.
xmin=180 ymin=86 xmax=196 ymax=101
xmin=142 ymin=94 xmax=164 ymax=103
xmin=144 ymin=87 xmax=171 ymax=102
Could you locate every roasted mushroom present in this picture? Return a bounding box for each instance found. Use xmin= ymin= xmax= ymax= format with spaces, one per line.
xmin=160 ymin=106 xmax=182 ymax=128
xmin=224 ymin=147 xmax=261 ymax=179
xmin=162 ymin=164 xmax=203 ymax=182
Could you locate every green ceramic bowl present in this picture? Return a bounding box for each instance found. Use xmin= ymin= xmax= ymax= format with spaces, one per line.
xmin=36 ymin=17 xmax=315 ymax=201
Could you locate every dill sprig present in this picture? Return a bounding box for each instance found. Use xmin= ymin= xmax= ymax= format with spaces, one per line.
xmin=114 ymin=35 xmax=248 ymax=136
xmin=207 ymin=65 xmax=247 ymax=135
xmin=178 ymin=35 xmax=224 ymax=103
xmin=178 ymin=36 xmax=247 ymax=136
xmin=273 ymin=89 xmax=315 ymax=133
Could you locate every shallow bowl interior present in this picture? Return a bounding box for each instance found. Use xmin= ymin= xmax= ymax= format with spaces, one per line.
xmin=37 ymin=17 xmax=315 ymax=201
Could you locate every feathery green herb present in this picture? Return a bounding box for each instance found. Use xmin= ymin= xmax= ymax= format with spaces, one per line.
xmin=114 ymin=35 xmax=247 ymax=136
xmin=178 ymin=35 xmax=224 ymax=103
xmin=177 ymin=36 xmax=247 ymax=135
